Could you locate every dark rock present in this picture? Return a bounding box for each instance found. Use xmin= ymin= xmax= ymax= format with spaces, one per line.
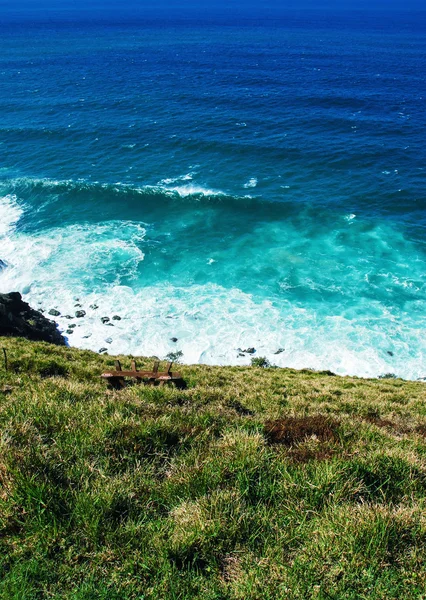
xmin=170 ymin=337 xmax=178 ymax=343
xmin=90 ymin=304 xmax=99 ymax=310
xmin=66 ymin=329 xmax=74 ymax=334
xmin=68 ymin=324 xmax=76 ymax=329
xmin=106 ymin=323 xmax=114 ymax=327
xmin=238 ymin=353 xmax=245 ymax=357
xmin=99 ymin=347 xmax=108 ymax=353
xmin=274 ymin=348 xmax=285 ymax=355
xmin=101 ymin=317 xmax=110 ymax=324
xmin=0 ymin=292 xmax=65 ymax=345
xmin=387 ymin=351 xmax=394 ymax=357
xmin=75 ymin=310 xmax=86 ymax=318
xmin=48 ymin=309 xmax=61 ymax=317
xmin=105 ymin=337 xmax=113 ymax=344
xmin=65 ymin=315 xmax=73 ymax=319
xmin=74 ymin=303 xmax=82 ymax=308
xmin=0 ymin=259 xmax=8 ymax=271
xmin=112 ymin=315 xmax=121 ymax=321
xmin=83 ymin=334 xmax=92 ymax=339
xmin=243 ymin=347 xmax=256 ymax=354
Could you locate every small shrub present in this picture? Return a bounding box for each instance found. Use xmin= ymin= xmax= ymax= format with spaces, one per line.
xmin=251 ymin=356 xmax=270 ymax=368
xmin=165 ymin=350 xmax=183 ymax=363
xmin=378 ymin=373 xmax=397 ymax=379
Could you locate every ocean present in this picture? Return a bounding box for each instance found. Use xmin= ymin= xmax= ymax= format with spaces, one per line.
xmin=0 ymin=10 xmax=425 ymax=379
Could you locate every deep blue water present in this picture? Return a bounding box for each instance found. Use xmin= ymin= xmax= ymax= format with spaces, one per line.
xmin=0 ymin=11 xmax=425 ymax=378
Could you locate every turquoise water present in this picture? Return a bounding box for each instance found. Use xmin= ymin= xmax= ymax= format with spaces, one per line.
xmin=0 ymin=12 xmax=425 ymax=378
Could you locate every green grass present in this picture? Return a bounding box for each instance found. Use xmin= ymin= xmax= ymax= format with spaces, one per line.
xmin=1 ymin=336 xmax=426 ymax=599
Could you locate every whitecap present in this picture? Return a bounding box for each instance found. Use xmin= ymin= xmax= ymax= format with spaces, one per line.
xmin=0 ymin=219 xmax=146 ymax=298
xmin=163 ymin=184 xmax=224 ymax=197
xmin=243 ymin=177 xmax=258 ymax=189
xmin=0 ymin=194 xmax=23 ymax=237
xmin=159 ymin=173 xmax=194 ymax=185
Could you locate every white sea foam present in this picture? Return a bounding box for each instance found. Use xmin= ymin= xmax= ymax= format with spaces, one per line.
xmin=243 ymin=177 xmax=258 ymax=189
xmin=155 ymin=172 xmax=225 ymax=197
xmin=12 ymin=278 xmax=424 ymax=381
xmin=345 ymin=213 xmax=356 ymax=222
xmin=0 ymin=217 xmax=145 ymax=298
xmin=163 ymin=183 xmax=225 ymax=197
xmin=0 ymin=195 xmax=24 ymax=236
xmin=1 ymin=191 xmax=425 ymax=381
xmin=160 ymin=173 xmax=194 ymax=185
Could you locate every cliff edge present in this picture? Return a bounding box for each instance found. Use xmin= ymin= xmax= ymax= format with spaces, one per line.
xmin=0 ymin=291 xmax=65 ymax=346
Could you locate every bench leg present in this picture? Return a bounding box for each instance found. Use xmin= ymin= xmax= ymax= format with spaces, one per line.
xmin=109 ymin=376 xmax=126 ymax=389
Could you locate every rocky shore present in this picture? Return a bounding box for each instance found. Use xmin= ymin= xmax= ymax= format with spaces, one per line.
xmin=0 ymin=292 xmax=65 ymax=346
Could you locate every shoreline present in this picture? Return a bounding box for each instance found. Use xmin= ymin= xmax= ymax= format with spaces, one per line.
xmin=25 ymin=295 xmax=424 ymax=383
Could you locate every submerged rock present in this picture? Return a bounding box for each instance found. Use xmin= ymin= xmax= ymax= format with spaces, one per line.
xmin=112 ymin=315 xmax=121 ymax=321
xmin=99 ymin=347 xmax=108 ymax=353
xmin=170 ymin=337 xmax=178 ymax=343
xmin=101 ymin=317 xmax=110 ymax=324
xmin=0 ymin=259 xmax=8 ymax=270
xmin=90 ymin=304 xmax=99 ymax=310
xmin=66 ymin=329 xmax=74 ymax=335
xmin=274 ymin=348 xmax=285 ymax=355
xmin=83 ymin=333 xmax=92 ymax=339
xmin=48 ymin=309 xmax=61 ymax=317
xmin=105 ymin=337 xmax=113 ymax=344
xmin=75 ymin=310 xmax=86 ymax=318
xmin=0 ymin=292 xmax=65 ymax=345
xmin=243 ymin=347 xmax=256 ymax=354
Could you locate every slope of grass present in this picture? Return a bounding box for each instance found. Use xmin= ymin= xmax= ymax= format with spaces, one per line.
xmin=1 ymin=336 xmax=426 ymax=599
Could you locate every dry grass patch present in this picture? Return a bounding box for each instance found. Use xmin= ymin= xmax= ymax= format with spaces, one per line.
xmin=264 ymin=415 xmax=340 ymax=446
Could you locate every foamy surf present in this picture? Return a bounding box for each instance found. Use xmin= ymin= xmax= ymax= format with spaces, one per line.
xmin=244 ymin=177 xmax=258 ymax=189
xmin=11 ymin=280 xmax=426 ymax=381
xmin=0 ymin=194 xmax=23 ymax=236
xmin=0 ymin=183 xmax=425 ymax=381
xmin=162 ymin=183 xmax=226 ymax=197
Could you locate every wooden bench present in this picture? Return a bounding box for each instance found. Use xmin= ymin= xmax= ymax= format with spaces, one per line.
xmin=101 ymin=360 xmax=184 ymax=389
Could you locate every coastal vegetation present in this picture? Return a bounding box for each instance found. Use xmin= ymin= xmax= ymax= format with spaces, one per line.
xmin=1 ymin=336 xmax=426 ymax=599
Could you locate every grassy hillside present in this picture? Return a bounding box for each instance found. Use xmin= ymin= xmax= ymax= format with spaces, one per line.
xmin=1 ymin=337 xmax=426 ymax=600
